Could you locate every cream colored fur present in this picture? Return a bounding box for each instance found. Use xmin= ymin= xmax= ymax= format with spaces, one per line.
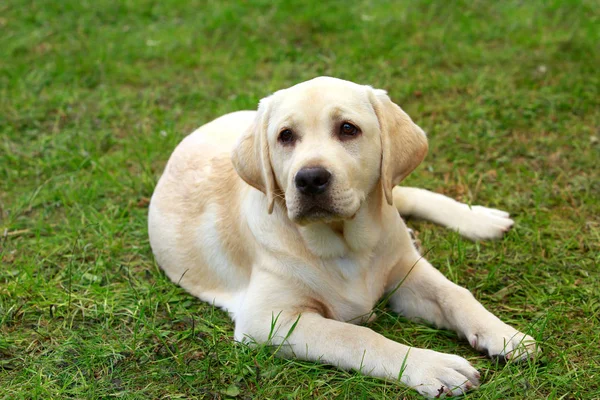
xmin=148 ymin=77 xmax=537 ymax=398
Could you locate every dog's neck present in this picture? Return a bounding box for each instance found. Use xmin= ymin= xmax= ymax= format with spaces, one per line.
xmin=298 ymin=186 xmax=388 ymax=259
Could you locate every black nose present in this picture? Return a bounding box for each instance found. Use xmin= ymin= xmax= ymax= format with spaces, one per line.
xmin=295 ymin=167 xmax=332 ymax=195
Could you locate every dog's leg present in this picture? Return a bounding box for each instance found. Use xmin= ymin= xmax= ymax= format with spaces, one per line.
xmin=234 ymin=271 xmax=479 ymax=398
xmin=393 ymin=187 xmax=514 ymax=241
xmin=387 ymin=256 xmax=540 ymax=361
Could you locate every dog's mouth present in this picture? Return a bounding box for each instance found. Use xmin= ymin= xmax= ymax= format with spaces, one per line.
xmin=287 ymin=187 xmax=362 ymax=225
xmin=294 ymin=205 xmax=340 ymax=224
xmin=291 ymin=199 xmax=359 ymax=225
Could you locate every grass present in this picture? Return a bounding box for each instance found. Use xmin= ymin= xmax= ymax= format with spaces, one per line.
xmin=1 ymin=0 xmax=598 ymax=398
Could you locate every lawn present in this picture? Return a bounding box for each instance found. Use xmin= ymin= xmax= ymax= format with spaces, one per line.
xmin=1 ymin=0 xmax=598 ymax=398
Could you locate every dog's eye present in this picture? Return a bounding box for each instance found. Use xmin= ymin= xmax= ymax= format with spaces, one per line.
xmin=340 ymin=122 xmax=360 ymax=139
xmin=278 ymin=129 xmax=295 ymax=145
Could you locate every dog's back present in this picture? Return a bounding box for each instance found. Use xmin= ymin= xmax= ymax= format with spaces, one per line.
xmin=148 ymin=111 xmax=257 ymax=311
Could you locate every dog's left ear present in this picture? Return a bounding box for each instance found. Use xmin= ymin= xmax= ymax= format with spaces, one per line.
xmin=231 ymin=97 xmax=276 ymax=213
xmin=369 ymin=88 xmax=429 ymax=205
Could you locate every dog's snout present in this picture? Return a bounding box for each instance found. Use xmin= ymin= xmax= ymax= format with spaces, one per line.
xmin=295 ymin=167 xmax=332 ymax=195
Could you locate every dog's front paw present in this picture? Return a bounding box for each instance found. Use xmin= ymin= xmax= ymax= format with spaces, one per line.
xmin=468 ymin=324 xmax=540 ymax=362
xmin=402 ymin=349 xmax=480 ymax=398
xmin=457 ymin=205 xmax=514 ymax=241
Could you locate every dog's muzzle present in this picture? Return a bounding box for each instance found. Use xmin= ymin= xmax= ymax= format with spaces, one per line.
xmin=292 ymin=167 xmax=341 ymax=222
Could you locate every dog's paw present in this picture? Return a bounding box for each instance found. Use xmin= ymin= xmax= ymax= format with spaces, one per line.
xmin=467 ymin=325 xmax=540 ymax=362
xmin=402 ymin=349 xmax=480 ymax=398
xmin=456 ymin=205 xmax=514 ymax=241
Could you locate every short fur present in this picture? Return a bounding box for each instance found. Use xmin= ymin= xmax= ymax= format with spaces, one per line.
xmin=148 ymin=77 xmax=537 ymax=398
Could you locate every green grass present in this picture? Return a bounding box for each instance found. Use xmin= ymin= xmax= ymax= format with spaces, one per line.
xmin=1 ymin=0 xmax=599 ymax=398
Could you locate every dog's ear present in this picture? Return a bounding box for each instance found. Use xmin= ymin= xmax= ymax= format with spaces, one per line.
xmin=369 ymin=88 xmax=428 ymax=205
xmin=231 ymin=97 xmax=276 ymax=213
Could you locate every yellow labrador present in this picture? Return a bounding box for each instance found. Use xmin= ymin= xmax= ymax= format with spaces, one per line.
xmin=148 ymin=77 xmax=537 ymax=398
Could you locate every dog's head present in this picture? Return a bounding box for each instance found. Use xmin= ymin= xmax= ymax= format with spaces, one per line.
xmin=232 ymin=77 xmax=428 ymax=224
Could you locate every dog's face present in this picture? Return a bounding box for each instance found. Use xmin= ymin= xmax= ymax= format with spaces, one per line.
xmin=232 ymin=77 xmax=428 ymax=224
xmin=267 ymin=79 xmax=383 ymax=224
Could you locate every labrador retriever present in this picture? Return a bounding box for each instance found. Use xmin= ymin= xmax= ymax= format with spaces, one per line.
xmin=148 ymin=77 xmax=538 ymax=397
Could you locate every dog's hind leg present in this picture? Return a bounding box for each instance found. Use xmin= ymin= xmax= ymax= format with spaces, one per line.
xmin=392 ymin=187 xmax=514 ymax=241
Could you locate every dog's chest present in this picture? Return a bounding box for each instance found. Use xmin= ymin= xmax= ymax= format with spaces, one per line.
xmin=322 ymin=255 xmax=387 ymax=323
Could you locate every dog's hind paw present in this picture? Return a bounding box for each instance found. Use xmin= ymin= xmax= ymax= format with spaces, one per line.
xmin=456 ymin=205 xmax=514 ymax=241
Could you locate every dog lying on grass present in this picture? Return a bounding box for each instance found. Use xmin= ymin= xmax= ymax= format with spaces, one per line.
xmin=148 ymin=77 xmax=538 ymax=397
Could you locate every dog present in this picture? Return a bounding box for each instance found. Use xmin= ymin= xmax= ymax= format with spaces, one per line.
xmin=148 ymin=77 xmax=538 ymax=397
